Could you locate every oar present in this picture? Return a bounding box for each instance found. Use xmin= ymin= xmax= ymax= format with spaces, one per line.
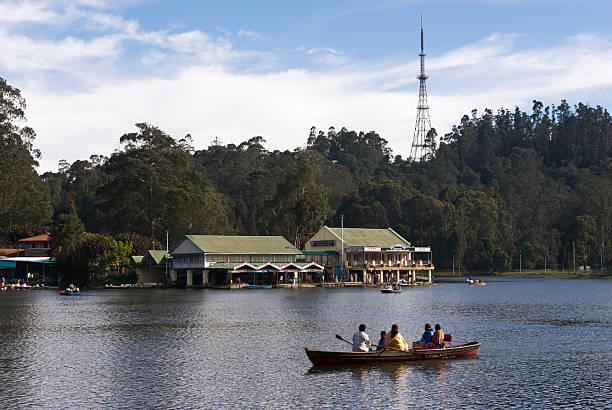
xmin=334 ymin=334 xmax=407 ymax=353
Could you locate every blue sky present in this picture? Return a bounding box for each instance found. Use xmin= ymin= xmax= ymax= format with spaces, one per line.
xmin=2 ymin=0 xmax=612 ymax=171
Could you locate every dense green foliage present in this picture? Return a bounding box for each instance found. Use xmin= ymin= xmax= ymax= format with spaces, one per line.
xmin=1 ymin=76 xmax=610 ymax=272
xmin=0 ymin=78 xmax=52 ymax=227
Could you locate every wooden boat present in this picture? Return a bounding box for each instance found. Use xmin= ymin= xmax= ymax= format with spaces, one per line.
xmin=381 ymin=285 xmax=401 ymax=293
xmin=305 ymin=342 xmax=481 ymax=365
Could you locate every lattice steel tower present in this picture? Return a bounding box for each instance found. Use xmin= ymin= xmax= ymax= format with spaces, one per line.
xmin=409 ymin=16 xmax=433 ymax=161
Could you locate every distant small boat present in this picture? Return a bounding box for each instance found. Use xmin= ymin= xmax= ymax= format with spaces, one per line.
xmin=245 ymin=285 xmax=273 ymax=289
xmin=381 ymin=285 xmax=402 ymax=293
xmin=467 ymin=279 xmax=486 ymax=286
xmin=14 ymin=283 xmax=32 ymax=290
xmin=345 ymin=283 xmax=364 ymax=288
xmin=59 ymin=290 xmax=81 ymax=296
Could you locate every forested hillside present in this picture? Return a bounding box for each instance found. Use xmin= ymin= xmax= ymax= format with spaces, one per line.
xmin=1 ymin=77 xmax=610 ymax=272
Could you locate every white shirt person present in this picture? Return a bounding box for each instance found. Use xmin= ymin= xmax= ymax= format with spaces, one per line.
xmin=352 ymin=324 xmax=372 ymax=352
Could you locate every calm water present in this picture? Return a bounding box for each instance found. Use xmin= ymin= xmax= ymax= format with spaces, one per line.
xmin=0 ymin=277 xmax=610 ymax=409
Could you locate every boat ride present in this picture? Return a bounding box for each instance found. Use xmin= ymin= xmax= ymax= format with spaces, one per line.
xmin=59 ymin=289 xmax=81 ymax=296
xmin=381 ymin=285 xmax=402 ymax=293
xmin=467 ymin=279 xmax=486 ymax=285
xmin=305 ymin=342 xmax=481 ymax=365
xmin=59 ymin=284 xmax=81 ymax=295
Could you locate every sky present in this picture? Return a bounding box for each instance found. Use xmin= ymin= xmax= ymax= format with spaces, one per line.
xmin=2 ymin=0 xmax=612 ymax=172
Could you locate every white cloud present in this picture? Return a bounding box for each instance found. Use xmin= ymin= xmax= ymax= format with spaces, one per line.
xmin=0 ymin=1 xmax=58 ymax=24
xmin=0 ymin=29 xmax=122 ymax=73
xmin=301 ymin=47 xmax=347 ymax=66
xmin=237 ymin=29 xmax=262 ymax=41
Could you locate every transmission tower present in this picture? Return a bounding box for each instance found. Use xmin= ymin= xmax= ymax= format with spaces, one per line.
xmin=409 ymin=16 xmax=434 ymax=161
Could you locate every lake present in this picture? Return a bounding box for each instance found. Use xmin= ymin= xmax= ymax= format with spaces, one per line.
xmin=0 ymin=276 xmax=610 ymax=408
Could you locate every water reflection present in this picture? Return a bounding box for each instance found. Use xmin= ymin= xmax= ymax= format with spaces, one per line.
xmin=0 ymin=278 xmax=611 ymax=408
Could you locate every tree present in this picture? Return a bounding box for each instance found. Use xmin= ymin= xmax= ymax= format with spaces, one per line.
xmin=454 ymin=190 xmax=512 ymax=272
xmin=98 ymin=123 xmax=234 ymax=243
xmin=0 ymin=77 xmax=52 ymax=227
xmin=563 ymin=215 xmax=598 ymax=270
xmin=101 ymin=240 xmax=135 ymax=283
xmin=265 ymin=150 xmax=328 ymax=248
xmin=50 ymin=209 xmax=87 ymax=286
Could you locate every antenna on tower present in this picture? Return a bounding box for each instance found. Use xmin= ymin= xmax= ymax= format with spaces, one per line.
xmin=409 ymin=14 xmax=435 ymax=161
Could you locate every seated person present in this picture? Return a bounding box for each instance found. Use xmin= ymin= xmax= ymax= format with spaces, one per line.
xmin=418 ymin=323 xmax=433 ymax=345
xmin=385 ymin=323 xmax=408 ymax=351
xmin=376 ymin=331 xmax=386 ymax=351
xmin=352 ymin=324 xmax=371 ymax=352
xmin=431 ymin=323 xmax=445 ymax=349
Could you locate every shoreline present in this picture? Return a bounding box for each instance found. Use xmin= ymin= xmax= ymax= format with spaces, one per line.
xmin=434 ymin=271 xmax=612 ymax=279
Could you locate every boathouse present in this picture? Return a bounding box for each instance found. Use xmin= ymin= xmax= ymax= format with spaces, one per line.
xmin=0 ymin=256 xmax=57 ymax=285
xmin=170 ymin=235 xmax=322 ymax=287
xmin=129 ymin=250 xmax=169 ymax=286
xmin=304 ymin=226 xmax=434 ymax=283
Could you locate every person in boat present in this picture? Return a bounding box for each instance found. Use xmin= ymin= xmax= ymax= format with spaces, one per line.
xmin=431 ymin=324 xmax=445 ymax=349
xmin=418 ymin=323 xmax=434 ymax=345
xmin=385 ymin=323 xmax=408 ymax=351
xmin=352 ymin=324 xmax=372 ymax=352
xmin=376 ymin=330 xmax=387 ymax=351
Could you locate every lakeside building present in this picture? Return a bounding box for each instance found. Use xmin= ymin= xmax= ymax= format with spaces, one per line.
xmin=129 ymin=250 xmax=170 ymax=286
xmin=0 ymin=234 xmax=56 ymax=285
xmin=170 ymin=235 xmax=323 ymax=287
xmin=0 ymin=256 xmax=57 ymax=285
xmin=17 ymin=233 xmax=51 ymax=257
xmin=304 ymin=226 xmax=434 ymax=283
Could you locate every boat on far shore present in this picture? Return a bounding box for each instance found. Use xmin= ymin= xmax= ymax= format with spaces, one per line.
xmin=381 ymin=285 xmax=402 ymax=293
xmin=467 ymin=279 xmax=486 ymax=286
xmin=59 ymin=289 xmax=81 ymax=296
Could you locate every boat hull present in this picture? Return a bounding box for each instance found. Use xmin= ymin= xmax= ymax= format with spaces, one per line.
xmin=59 ymin=290 xmax=81 ymax=296
xmin=305 ymin=342 xmax=480 ymax=365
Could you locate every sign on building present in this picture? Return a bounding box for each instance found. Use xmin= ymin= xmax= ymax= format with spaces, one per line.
xmin=312 ymin=240 xmax=335 ymax=247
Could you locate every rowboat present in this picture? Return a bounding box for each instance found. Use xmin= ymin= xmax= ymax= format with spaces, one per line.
xmin=59 ymin=290 xmax=81 ymax=296
xmin=305 ymin=342 xmax=481 ymax=365
xmin=381 ymin=285 xmax=401 ymax=293
xmin=467 ymin=279 xmax=486 ymax=285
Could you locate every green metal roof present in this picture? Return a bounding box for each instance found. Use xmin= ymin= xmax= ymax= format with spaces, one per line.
xmin=326 ymin=227 xmax=409 ymax=247
xmin=147 ymin=250 xmax=168 ymax=265
xmin=186 ymin=235 xmax=301 ymax=254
